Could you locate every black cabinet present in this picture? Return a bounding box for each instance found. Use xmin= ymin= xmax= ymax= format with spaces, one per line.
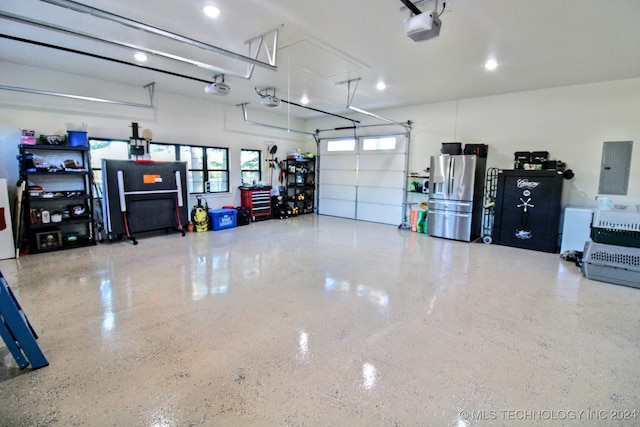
xmin=492 ymin=170 xmax=563 ymax=253
xmin=285 ymin=157 xmax=315 ymax=215
xmin=18 ymin=144 xmax=96 ymax=253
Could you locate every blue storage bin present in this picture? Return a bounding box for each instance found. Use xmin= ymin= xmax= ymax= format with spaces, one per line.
xmin=209 ymin=208 xmax=237 ymax=231
xmin=67 ymin=130 xmax=88 ymax=147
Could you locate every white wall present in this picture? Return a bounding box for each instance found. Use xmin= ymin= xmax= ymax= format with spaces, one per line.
xmin=2 ymin=60 xmax=639 ymax=213
xmin=0 ymin=62 xmax=314 ymax=210
xmin=307 ymin=78 xmax=640 ymax=210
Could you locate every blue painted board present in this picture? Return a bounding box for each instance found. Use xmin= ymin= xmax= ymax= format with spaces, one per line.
xmin=0 ymin=271 xmax=48 ymax=370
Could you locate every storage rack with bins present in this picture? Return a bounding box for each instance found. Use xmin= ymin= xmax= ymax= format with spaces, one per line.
xmin=18 ymin=144 xmax=95 ymax=254
xmin=481 ymin=167 xmax=499 ymax=243
xmin=583 ymin=209 xmax=640 ymax=288
xmin=285 ymin=157 xmax=315 ymax=216
xmin=240 ymin=188 xmax=272 ymax=221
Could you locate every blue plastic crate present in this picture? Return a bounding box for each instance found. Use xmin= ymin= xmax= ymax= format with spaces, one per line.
xmin=209 ymin=208 xmax=237 ymax=231
xmin=67 ymin=130 xmax=87 ymax=147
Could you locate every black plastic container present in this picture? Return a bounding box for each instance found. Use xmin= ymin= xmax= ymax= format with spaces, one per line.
xmin=441 ymin=142 xmax=462 ymax=155
xmin=514 ymin=151 xmax=531 ymax=162
xmin=464 ymin=143 xmax=488 ymax=158
xmin=531 ymin=151 xmax=550 ymax=163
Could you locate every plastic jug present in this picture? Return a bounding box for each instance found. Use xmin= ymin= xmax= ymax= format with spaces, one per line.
xmin=596 ymin=196 xmax=611 ymax=210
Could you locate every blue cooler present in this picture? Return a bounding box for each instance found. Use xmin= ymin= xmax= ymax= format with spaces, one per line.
xmin=209 ymin=208 xmax=237 ymax=231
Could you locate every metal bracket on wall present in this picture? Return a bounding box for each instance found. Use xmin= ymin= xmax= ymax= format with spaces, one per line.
xmin=238 ymin=103 xmax=318 ymax=142
xmin=0 ymin=82 xmax=156 ymax=109
xmin=336 ymin=78 xmax=412 ymax=130
xmin=244 ymin=24 xmax=284 ymax=80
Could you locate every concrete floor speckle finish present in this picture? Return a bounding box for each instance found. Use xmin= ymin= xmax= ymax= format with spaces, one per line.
xmin=1 ymin=215 xmax=639 ymax=426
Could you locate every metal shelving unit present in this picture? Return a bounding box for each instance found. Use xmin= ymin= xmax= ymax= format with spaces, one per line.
xmin=481 ymin=167 xmax=499 ymax=243
xmin=285 ymin=157 xmax=315 ymax=216
xmin=17 ymin=144 xmax=96 ymax=254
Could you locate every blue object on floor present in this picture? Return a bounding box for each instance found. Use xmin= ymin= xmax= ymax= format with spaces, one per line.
xmin=0 ymin=271 xmax=49 ymax=370
xmin=209 ymin=208 xmax=237 ymax=231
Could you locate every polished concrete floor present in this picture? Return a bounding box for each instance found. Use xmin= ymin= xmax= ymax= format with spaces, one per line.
xmin=1 ymin=214 xmax=639 ymax=426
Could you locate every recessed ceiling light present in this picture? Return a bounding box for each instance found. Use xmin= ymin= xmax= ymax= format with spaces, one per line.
xmin=300 ymin=95 xmax=309 ymax=105
xmin=203 ymin=5 xmax=221 ymax=18
xmin=134 ymin=52 xmax=148 ymax=62
xmin=485 ymin=59 xmax=498 ymax=71
xmin=376 ymin=81 xmax=386 ymax=91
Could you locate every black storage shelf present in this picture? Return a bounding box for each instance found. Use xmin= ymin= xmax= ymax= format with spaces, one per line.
xmin=20 ymin=144 xmax=89 ymax=152
xmin=31 ymin=239 xmax=94 ymax=253
xmin=29 ymin=194 xmax=90 ymax=201
xmin=29 ymin=218 xmax=93 ymax=229
xmin=23 ymin=170 xmax=89 ymax=176
xmin=18 ymin=143 xmax=96 ymax=254
xmin=284 ymin=157 xmax=315 ymax=216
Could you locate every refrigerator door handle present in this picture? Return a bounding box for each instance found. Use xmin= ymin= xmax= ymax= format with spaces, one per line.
xmin=430 ymin=200 xmax=472 ymax=208
xmin=430 ymin=210 xmax=471 ymax=218
xmin=448 ymin=158 xmax=454 ymax=195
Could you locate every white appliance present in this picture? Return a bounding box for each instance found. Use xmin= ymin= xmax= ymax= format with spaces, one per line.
xmin=0 ymin=179 xmax=15 ymax=259
xmin=204 ymin=82 xmax=230 ymax=95
xmin=404 ymin=11 xmax=442 ymax=42
xmin=260 ymin=95 xmax=281 ymax=107
xmin=560 ymin=207 xmax=593 ymax=253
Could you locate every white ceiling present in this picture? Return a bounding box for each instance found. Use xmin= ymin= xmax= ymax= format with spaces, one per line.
xmin=1 ymin=0 xmax=639 ymax=120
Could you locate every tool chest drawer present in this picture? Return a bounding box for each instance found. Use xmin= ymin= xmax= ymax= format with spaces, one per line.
xmin=240 ymin=189 xmax=272 ymax=221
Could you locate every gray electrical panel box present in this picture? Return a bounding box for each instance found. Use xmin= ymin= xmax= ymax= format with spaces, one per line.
xmin=598 ymin=141 xmax=633 ymax=195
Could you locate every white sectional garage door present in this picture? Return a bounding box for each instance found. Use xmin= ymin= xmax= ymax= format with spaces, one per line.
xmin=318 ymin=135 xmax=407 ymax=225
xmin=318 ymin=139 xmax=358 ymax=219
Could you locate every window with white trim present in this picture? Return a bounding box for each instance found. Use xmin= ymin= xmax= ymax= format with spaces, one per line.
xmin=362 ymin=137 xmax=396 ymax=150
xmin=89 ymin=139 xmax=229 ymax=194
xmin=241 ymin=149 xmax=261 ymax=186
xmin=327 ymin=139 xmax=356 ymax=152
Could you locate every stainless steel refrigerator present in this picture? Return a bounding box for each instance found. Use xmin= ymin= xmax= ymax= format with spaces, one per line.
xmin=428 ymin=155 xmax=486 ymax=241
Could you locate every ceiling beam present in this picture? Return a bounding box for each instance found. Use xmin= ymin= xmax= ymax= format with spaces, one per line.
xmin=0 ymin=34 xmax=213 ymax=84
xmin=40 ymin=0 xmax=279 ymax=72
xmin=0 ymin=11 xmax=251 ymax=80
